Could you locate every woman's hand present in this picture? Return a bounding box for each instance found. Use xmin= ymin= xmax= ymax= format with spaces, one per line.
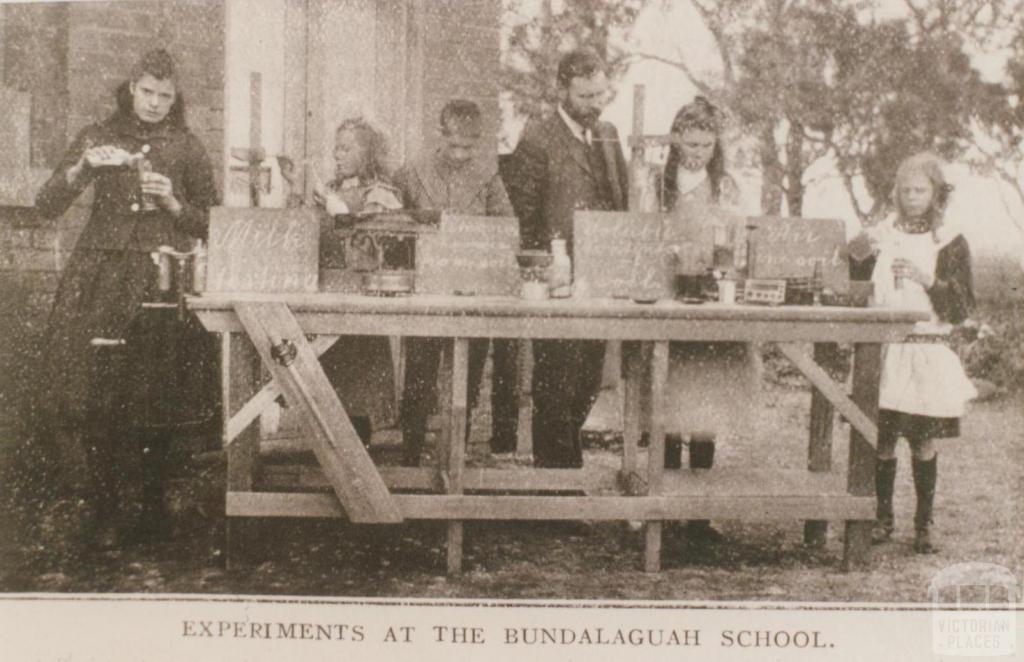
xmin=312 ymin=182 xmax=351 ymax=215
xmin=67 ymin=145 xmax=133 ymax=184
xmin=141 ymin=171 xmax=183 ymax=214
xmin=892 ymin=258 xmax=934 ymax=288
xmin=312 ymin=181 xmax=327 ymax=208
xmin=84 ymin=145 xmax=133 ymax=168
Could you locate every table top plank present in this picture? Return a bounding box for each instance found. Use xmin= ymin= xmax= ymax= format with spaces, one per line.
xmin=190 ymin=294 xmax=927 ymax=343
xmin=190 ymin=292 xmax=924 ymax=324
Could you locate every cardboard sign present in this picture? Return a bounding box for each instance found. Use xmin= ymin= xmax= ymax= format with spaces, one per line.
xmin=415 ymin=214 xmax=520 ymax=296
xmin=574 ymin=206 xmax=744 ymax=300
xmin=748 ymin=216 xmax=850 ymax=292
xmin=574 ymin=211 xmax=674 ymax=300
xmin=206 ymin=207 xmax=319 ymax=293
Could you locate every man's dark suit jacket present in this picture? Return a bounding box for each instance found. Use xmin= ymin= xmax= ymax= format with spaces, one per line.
xmin=505 ymin=112 xmax=629 ymax=250
xmin=502 ymin=110 xmax=628 ymax=467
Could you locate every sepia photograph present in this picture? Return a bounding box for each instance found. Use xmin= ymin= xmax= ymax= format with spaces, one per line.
xmin=0 ymin=0 xmax=1021 ymax=659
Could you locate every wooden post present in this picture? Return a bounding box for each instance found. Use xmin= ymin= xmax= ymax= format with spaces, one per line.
xmin=804 ymin=342 xmax=837 ymax=547
xmin=621 ymin=341 xmax=642 ymax=477
xmin=223 ymin=332 xmax=261 ymax=568
xmin=391 ymin=336 xmax=405 ymax=414
xmin=644 ymin=340 xmax=670 ymax=573
xmin=248 ymin=73 xmax=263 ymax=207
xmin=443 ymin=339 xmax=469 ymax=575
xmin=597 ymin=86 xmax=650 ymax=414
xmin=515 ymin=340 xmax=533 ymax=460
xmin=629 ymin=85 xmax=647 ymax=210
xmin=844 ymin=342 xmax=881 ymax=571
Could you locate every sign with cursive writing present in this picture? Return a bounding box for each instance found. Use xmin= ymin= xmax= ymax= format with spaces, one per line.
xmin=415 ymin=214 xmax=519 ymax=296
xmin=206 ymin=207 xmax=319 ymax=293
xmin=574 ymin=211 xmax=680 ymax=300
xmin=747 ymin=216 xmax=850 ymax=293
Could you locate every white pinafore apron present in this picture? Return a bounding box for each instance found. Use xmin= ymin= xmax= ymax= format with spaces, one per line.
xmin=871 ymin=219 xmax=976 ymax=418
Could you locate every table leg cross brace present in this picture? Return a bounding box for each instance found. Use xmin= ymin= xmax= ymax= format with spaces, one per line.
xmin=774 ymin=343 xmax=878 ymax=449
xmin=225 ymin=335 xmax=341 ymax=445
xmin=234 ymin=302 xmax=401 ymax=523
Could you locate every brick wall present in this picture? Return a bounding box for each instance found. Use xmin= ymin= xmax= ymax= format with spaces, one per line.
xmin=0 ymin=0 xmax=502 ymax=435
xmin=0 ymin=0 xmax=226 ymax=433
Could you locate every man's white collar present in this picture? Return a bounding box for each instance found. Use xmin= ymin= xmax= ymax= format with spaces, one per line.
xmin=558 ymin=104 xmax=591 ymax=145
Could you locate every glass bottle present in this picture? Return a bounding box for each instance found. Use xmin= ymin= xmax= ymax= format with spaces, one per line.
xmin=548 ymin=238 xmax=572 ymax=298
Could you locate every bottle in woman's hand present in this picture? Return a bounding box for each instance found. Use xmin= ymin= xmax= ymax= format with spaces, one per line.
xmin=84 ymin=144 xmax=134 ymax=168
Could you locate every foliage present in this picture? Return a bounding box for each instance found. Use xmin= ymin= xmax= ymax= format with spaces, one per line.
xmin=502 ymin=0 xmax=646 ymax=121
xmin=968 ymin=9 xmax=1024 ymax=243
xmin=957 ymin=297 xmax=1024 ymax=393
xmin=632 ymin=1 xmax=1015 ymax=223
xmin=823 ymin=28 xmax=1009 ymax=221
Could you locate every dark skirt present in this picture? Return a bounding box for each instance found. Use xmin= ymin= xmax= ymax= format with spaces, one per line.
xmin=38 ymin=247 xmax=218 ymax=432
xmin=318 ymin=336 xmax=397 ymax=427
xmin=879 ymin=408 xmax=960 ymax=440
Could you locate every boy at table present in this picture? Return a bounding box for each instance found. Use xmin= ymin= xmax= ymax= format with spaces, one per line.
xmin=393 ymin=99 xmax=519 ymax=466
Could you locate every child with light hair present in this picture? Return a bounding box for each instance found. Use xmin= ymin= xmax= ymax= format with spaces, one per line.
xmin=851 ymin=151 xmax=977 ymax=554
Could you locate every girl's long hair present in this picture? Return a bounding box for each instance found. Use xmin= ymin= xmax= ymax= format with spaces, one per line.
xmin=335 ymin=117 xmax=390 ymax=183
xmin=892 ymin=151 xmax=954 ymax=241
xmin=663 ymin=96 xmax=727 ymax=209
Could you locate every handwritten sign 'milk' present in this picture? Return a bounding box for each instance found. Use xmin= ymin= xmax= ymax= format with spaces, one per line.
xmin=415 ymin=214 xmax=519 ymax=296
xmin=207 ymin=207 xmax=319 ymax=293
xmin=748 ymin=216 xmax=849 ymax=292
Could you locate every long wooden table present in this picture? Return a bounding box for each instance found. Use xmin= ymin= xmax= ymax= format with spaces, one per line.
xmin=188 ymin=292 xmax=926 ymax=573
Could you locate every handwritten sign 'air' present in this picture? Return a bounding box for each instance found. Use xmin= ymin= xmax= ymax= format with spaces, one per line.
xmin=415 ymin=214 xmax=520 ymax=296
xmin=206 ymin=207 xmax=319 ymax=293
xmin=748 ymin=216 xmax=850 ymax=292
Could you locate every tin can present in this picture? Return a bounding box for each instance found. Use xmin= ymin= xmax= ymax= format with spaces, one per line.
xmin=548 ymin=238 xmax=572 ymax=298
xmin=191 ymin=239 xmax=207 ymax=293
xmin=154 ymin=249 xmax=173 ymax=292
xmin=718 ymin=278 xmax=736 ymax=304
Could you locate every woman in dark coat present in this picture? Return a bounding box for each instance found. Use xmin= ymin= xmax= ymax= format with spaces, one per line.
xmin=35 ymin=49 xmax=218 ymax=548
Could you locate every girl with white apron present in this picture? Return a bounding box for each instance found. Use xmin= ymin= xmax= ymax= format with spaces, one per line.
xmin=854 ymin=152 xmax=976 ymax=553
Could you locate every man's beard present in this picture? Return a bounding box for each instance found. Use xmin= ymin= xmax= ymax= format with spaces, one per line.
xmin=564 ymin=102 xmax=600 ymax=129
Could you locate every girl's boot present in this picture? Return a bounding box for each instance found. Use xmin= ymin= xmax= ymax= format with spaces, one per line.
xmin=684 ymin=432 xmax=722 ymax=542
xmin=872 ymin=458 xmax=897 ymax=544
xmin=911 ymin=455 xmax=938 ymax=554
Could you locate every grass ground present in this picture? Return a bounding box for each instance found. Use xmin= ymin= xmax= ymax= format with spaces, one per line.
xmin=2 ymin=384 xmax=1020 ymax=602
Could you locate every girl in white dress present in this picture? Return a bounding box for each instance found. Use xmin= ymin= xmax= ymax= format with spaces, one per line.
xmin=659 ymin=97 xmax=759 ymax=542
xmin=852 ymin=152 xmax=976 ymax=553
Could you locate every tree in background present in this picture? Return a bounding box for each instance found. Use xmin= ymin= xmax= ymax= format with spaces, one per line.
xmin=502 ymin=0 xmax=646 ymax=121
xmin=968 ymin=8 xmax=1024 ymax=248
xmin=630 ymin=0 xmax=1014 ymax=222
xmin=503 ymin=0 xmax=1021 ymax=226
xmin=818 ymin=17 xmax=1008 ymax=222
